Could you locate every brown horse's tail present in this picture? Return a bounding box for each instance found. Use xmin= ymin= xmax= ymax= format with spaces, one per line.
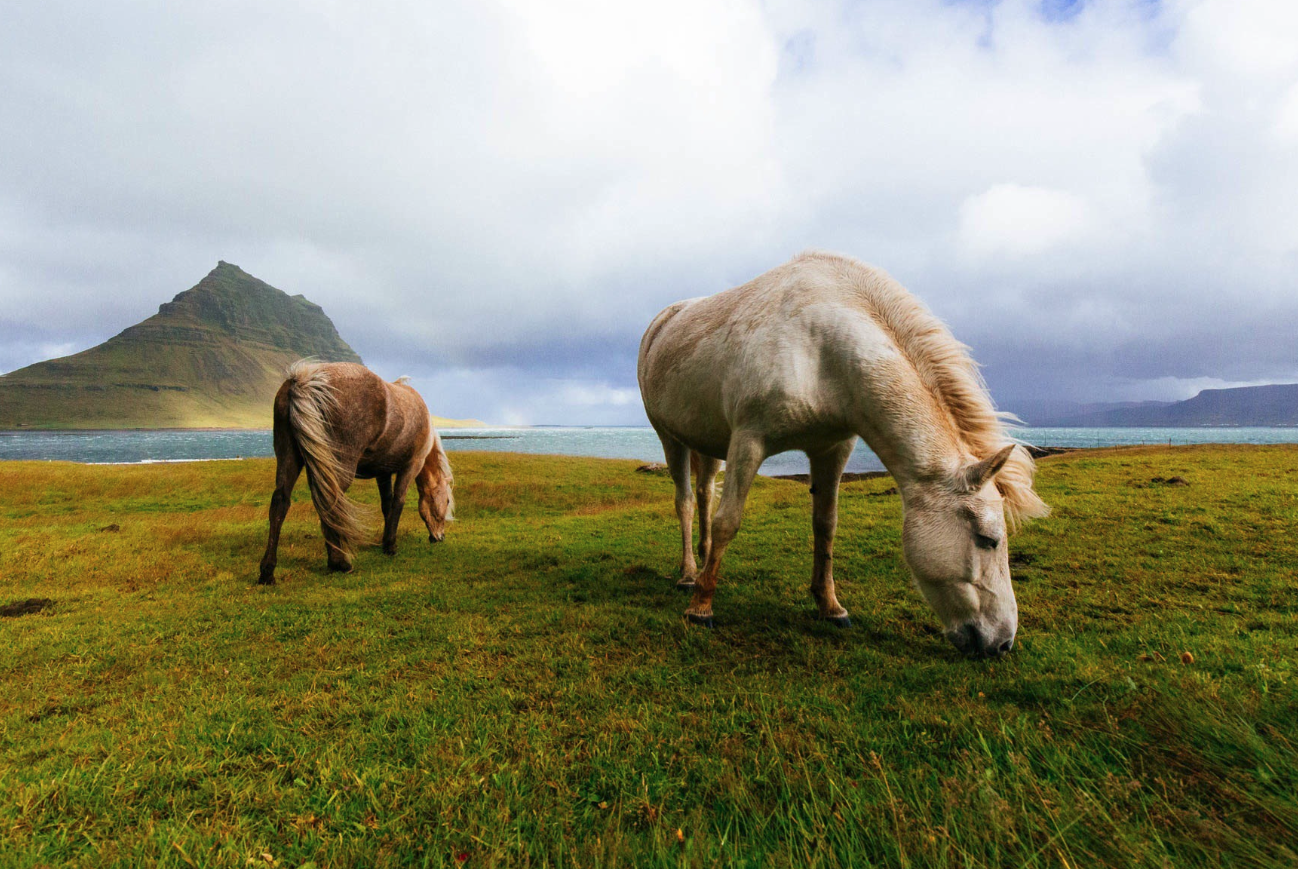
xmin=284 ymin=361 xmax=369 ymax=559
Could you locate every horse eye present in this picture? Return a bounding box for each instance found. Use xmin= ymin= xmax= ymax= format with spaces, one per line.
xmin=975 ymin=533 xmax=1000 ymax=551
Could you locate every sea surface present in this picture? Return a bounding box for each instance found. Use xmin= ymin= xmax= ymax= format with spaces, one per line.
xmin=2 ymin=426 xmax=1296 ymax=476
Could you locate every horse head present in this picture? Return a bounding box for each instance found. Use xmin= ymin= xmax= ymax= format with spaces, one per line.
xmin=900 ymin=445 xmax=1023 ymax=658
xmin=416 ymin=431 xmax=455 ymax=544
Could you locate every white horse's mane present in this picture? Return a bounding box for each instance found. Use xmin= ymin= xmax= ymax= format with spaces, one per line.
xmin=798 ymin=251 xmax=1049 ymax=530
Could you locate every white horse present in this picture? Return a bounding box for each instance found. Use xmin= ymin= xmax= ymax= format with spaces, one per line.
xmin=637 ymin=252 xmax=1048 ymax=657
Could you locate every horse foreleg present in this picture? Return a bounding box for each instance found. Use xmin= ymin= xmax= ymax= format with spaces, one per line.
xmin=258 ymin=444 xmax=302 ymax=585
xmin=808 ymin=440 xmax=855 ymax=627
xmin=656 ymin=432 xmax=697 ymax=588
xmin=376 ymin=474 xmax=396 ymax=554
xmin=383 ymin=468 xmax=415 ymax=555
xmin=686 ymin=432 xmax=765 ymax=627
xmin=693 ymin=452 xmax=722 ymax=566
xmin=377 ymin=474 xmax=394 ymax=519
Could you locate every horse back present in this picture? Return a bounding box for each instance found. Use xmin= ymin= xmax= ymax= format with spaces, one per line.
xmin=638 ymin=254 xmax=895 ymax=451
xmin=357 ymin=378 xmax=433 ymax=476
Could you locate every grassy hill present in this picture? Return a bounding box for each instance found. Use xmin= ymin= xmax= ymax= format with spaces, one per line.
xmin=0 ymin=263 xmax=482 ymax=430
xmin=0 ymin=446 xmax=1294 ymax=866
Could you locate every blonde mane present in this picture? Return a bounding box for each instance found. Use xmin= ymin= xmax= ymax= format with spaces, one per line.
xmin=800 ymin=251 xmax=1049 ymax=531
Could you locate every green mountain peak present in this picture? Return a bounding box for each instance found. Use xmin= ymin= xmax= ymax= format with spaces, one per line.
xmin=0 ymin=264 xmax=362 ymax=429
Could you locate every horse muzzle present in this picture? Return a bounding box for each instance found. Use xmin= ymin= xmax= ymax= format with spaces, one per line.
xmin=947 ymin=621 xmax=1015 ymax=659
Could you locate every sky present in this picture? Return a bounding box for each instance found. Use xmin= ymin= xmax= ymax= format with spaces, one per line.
xmin=1 ymin=0 xmax=1296 ymax=424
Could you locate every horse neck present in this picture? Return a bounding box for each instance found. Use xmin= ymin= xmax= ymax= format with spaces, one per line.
xmin=853 ymin=361 xmax=966 ymax=490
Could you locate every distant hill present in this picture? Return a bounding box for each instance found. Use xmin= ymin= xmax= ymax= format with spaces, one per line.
xmin=1009 ymin=399 xmax=1170 ymax=427
xmin=0 ymin=262 xmax=483 ymax=430
xmin=1010 ymin=399 xmax=1175 ymax=427
xmin=1014 ymin=385 xmax=1298 ymax=427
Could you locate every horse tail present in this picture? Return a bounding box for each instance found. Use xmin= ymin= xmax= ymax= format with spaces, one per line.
xmin=284 ymin=361 xmax=368 ymax=559
xmin=428 ymin=424 xmax=455 ymax=521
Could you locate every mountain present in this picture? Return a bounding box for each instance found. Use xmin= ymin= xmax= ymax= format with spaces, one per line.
xmin=1 ymin=262 xmax=364 ymax=429
xmin=1015 ymin=385 xmax=1298 ymax=427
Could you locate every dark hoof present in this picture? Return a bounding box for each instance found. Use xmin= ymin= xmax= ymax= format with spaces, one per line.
xmin=383 ymin=547 xmax=397 ymax=557
xmin=686 ymin=613 xmax=714 ymax=628
xmin=328 ymin=562 xmax=354 ymax=574
xmin=429 ymin=534 xmax=444 ymax=544
xmin=257 ymin=569 xmax=275 ymax=585
xmin=820 ymin=615 xmax=852 ymax=629
xmin=676 ymin=578 xmax=697 ymax=590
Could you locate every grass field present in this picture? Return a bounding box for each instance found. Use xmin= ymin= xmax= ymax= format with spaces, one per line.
xmin=1 ymin=445 xmax=1296 ymax=867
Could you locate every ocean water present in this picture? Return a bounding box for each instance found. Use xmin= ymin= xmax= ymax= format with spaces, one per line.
xmin=2 ymin=426 xmax=1296 ymax=476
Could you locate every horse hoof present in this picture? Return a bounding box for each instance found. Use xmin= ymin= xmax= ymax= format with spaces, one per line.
xmin=676 ymin=578 xmax=697 ymax=590
xmin=429 ymin=534 xmax=444 ymax=544
xmin=256 ymin=575 xmax=275 ymax=586
xmin=328 ymin=563 xmax=353 ymax=574
xmin=686 ymin=613 xmax=714 ymax=628
xmin=383 ymin=547 xmax=397 ymax=557
xmin=820 ymin=614 xmax=852 ymax=629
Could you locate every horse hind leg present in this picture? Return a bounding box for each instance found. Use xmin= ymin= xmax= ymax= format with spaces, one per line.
xmin=693 ymin=452 xmax=722 ymax=566
xmin=306 ymin=465 xmax=358 ymax=573
xmin=318 ymin=518 xmax=352 ymax=571
xmin=808 ymin=440 xmax=855 ymax=628
xmin=655 ymin=432 xmax=697 ymax=588
xmin=258 ymin=427 xmax=303 ymax=585
xmin=685 ymin=431 xmax=765 ymax=627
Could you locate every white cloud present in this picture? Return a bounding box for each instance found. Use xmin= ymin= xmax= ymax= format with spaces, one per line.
xmin=1175 ymin=0 xmax=1298 ymax=81
xmin=558 ymin=383 xmax=642 ymax=408
xmin=957 ymin=184 xmax=1095 ymax=259
xmin=1271 ymin=80 xmax=1298 ymax=144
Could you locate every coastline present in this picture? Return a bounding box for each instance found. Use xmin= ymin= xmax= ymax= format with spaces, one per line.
xmin=4 ymin=428 xmax=1298 ymax=470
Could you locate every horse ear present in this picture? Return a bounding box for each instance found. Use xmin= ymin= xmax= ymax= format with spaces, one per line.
xmin=960 ymin=445 xmax=1017 ymax=492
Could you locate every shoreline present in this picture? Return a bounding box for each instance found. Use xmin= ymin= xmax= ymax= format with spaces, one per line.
xmin=0 ymin=427 xmax=274 ymax=434
xmin=4 ymin=436 xmax=1296 ymax=469
xmin=1 ymin=424 xmax=495 ymax=434
xmin=6 ymin=423 xmax=1298 ymax=434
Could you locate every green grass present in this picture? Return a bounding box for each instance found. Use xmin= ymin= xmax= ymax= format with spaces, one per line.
xmin=1 ymin=445 xmax=1296 ymax=867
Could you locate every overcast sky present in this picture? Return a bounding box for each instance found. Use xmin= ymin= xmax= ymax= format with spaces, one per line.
xmin=2 ymin=0 xmax=1296 ymax=424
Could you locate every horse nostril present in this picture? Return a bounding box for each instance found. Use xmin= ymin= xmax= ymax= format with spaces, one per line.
xmin=997 ymin=639 xmax=1013 ymax=655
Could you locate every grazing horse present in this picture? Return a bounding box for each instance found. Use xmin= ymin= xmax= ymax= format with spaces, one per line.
xmin=257 ymin=361 xmax=454 ymax=584
xmin=637 ymin=252 xmax=1048 ymax=657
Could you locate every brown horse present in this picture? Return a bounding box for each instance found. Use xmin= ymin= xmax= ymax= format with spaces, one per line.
xmin=257 ymin=361 xmax=454 ymax=584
